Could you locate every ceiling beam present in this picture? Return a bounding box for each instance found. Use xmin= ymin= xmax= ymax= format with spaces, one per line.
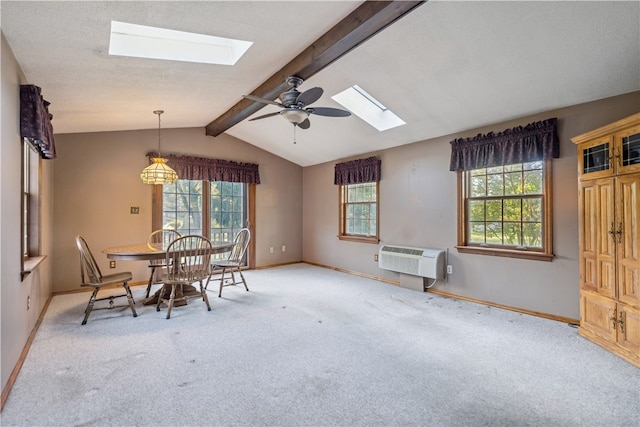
xmin=205 ymin=0 xmax=426 ymax=137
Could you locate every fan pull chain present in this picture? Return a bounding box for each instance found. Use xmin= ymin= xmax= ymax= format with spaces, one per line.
xmin=293 ymin=123 xmax=297 ymax=144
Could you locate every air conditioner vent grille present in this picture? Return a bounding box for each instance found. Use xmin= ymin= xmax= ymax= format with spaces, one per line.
xmin=380 ymin=245 xmax=423 ymax=256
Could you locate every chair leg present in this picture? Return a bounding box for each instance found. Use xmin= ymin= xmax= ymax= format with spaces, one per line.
xmin=238 ymin=269 xmax=249 ymax=292
xmin=218 ymin=267 xmax=227 ymax=297
xmin=82 ymin=287 xmax=99 ymax=325
xmin=165 ymin=284 xmax=177 ymax=319
xmin=200 ymin=280 xmax=212 ymax=311
xmin=123 ymin=283 xmax=138 ymax=318
xmin=145 ymin=266 xmax=157 ymax=298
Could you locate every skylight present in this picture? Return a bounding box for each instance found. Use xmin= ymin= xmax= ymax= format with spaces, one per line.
xmin=331 ymin=85 xmax=405 ymax=131
xmin=109 ymin=21 xmax=252 ymax=65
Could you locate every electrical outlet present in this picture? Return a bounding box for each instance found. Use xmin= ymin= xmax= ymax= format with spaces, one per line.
xmin=269 ymin=246 xmax=274 ymax=253
xmin=27 ymin=296 xmax=31 ymax=311
xmin=130 ymin=206 xmax=139 ymax=214
xmin=447 ymin=265 xmax=453 ymax=275
xmin=110 ymin=260 xmax=116 ymax=269
xmin=281 ymin=245 xmax=286 ymax=252
xmin=374 ymin=254 xmax=378 ymax=262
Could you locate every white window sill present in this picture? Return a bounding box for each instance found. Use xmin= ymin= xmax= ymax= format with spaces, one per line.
xmin=21 ymin=255 xmax=47 ymax=281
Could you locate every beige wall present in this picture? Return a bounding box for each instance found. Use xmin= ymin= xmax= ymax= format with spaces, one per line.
xmin=1 ymin=34 xmax=55 ymax=393
xmin=52 ymin=128 xmax=303 ymax=292
xmin=302 ymin=91 xmax=640 ymax=320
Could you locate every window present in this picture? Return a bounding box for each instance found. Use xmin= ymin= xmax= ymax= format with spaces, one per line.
xmin=457 ymin=160 xmax=553 ymax=261
xmin=157 ymin=179 xmax=249 ymax=262
xmin=21 ymin=141 xmax=44 ymax=279
xmin=339 ymin=181 xmax=379 ymax=243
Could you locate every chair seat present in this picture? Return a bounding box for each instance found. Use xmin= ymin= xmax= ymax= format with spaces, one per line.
xmin=213 ymin=260 xmax=242 ymax=268
xmin=81 ymin=271 xmax=133 ymax=287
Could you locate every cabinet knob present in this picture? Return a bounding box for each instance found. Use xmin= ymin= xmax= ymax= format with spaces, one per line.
xmin=616 ymin=222 xmax=623 ymax=244
xmin=618 ymin=312 xmax=625 ymax=334
xmin=609 ymin=310 xmax=618 ymax=330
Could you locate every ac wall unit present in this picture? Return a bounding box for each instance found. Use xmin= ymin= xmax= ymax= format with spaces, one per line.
xmin=378 ymin=245 xmax=445 ymax=279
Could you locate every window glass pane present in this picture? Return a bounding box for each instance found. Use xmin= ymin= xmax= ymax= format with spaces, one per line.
xmin=470 ymin=168 xmax=486 ymax=176
xmin=503 ymin=172 xmax=522 ymax=195
xmin=470 ymin=175 xmax=486 ymax=197
xmin=503 ymin=222 xmax=521 ymax=246
xmin=524 ymin=170 xmax=543 ymax=194
xmin=486 ymin=222 xmax=503 ymax=245
xmin=469 ymin=200 xmax=485 ymax=222
xmin=347 ymin=187 xmax=356 ymax=203
xmin=346 ymin=204 xmax=354 ymax=219
xmin=523 ymin=223 xmax=542 ymax=248
xmin=469 ymin=222 xmax=485 ymax=244
xmin=486 ymin=166 xmax=503 ymax=174
xmin=370 ymin=203 xmax=377 ymax=219
xmin=523 ymin=198 xmax=542 ymax=222
xmin=487 ymin=173 xmax=504 ymax=196
xmin=503 ymin=199 xmax=521 ymax=221
xmin=485 ymin=200 xmax=502 ymax=221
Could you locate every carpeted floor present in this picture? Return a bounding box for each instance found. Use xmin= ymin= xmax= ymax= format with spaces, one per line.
xmin=1 ymin=263 xmax=638 ymax=426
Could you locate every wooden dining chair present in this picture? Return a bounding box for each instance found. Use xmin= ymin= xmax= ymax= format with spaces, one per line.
xmin=156 ymin=235 xmax=213 ymax=319
xmin=208 ymin=228 xmax=251 ymax=297
xmin=145 ymin=229 xmax=181 ymax=298
xmin=75 ymin=235 xmax=137 ymax=325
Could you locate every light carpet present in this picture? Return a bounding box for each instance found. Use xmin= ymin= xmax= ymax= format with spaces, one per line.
xmin=1 ymin=263 xmax=638 ymax=427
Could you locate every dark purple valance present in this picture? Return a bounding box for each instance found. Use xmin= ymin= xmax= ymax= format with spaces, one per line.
xmin=334 ymin=156 xmax=381 ymax=185
xmin=146 ymin=153 xmax=260 ymax=184
xmin=449 ymin=118 xmax=559 ymax=171
xmin=20 ymin=85 xmax=56 ymax=159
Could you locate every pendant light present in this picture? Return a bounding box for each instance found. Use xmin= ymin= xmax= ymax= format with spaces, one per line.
xmin=140 ymin=110 xmax=178 ymax=185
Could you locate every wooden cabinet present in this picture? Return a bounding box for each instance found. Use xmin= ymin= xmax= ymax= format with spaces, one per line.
xmin=572 ymin=112 xmax=640 ymax=367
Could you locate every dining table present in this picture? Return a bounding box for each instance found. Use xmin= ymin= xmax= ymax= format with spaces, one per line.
xmin=103 ymin=241 xmax=234 ymax=306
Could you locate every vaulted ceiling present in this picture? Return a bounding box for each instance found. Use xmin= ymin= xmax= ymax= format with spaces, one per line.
xmin=2 ymin=1 xmax=639 ymax=166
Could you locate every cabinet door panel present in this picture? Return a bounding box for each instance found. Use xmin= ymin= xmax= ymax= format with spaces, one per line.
xmin=617 ymin=175 xmax=640 ymax=306
xmin=580 ymin=291 xmax=618 ymax=342
xmin=579 ymin=182 xmax=598 ymax=291
xmin=618 ymin=304 xmax=640 ymax=355
xmin=597 ymin=181 xmax=616 ymax=297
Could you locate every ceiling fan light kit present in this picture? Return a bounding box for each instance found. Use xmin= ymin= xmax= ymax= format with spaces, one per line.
xmin=243 ymin=76 xmax=351 ymax=143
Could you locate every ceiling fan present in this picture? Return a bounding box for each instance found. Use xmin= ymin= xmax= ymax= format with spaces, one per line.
xmin=243 ymin=76 xmax=351 ymax=142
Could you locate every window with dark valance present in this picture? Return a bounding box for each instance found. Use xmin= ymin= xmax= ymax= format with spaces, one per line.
xmin=449 ymin=118 xmax=559 ymax=171
xmin=334 ymin=156 xmax=381 ymax=184
xmin=20 ymin=84 xmax=56 ymax=159
xmin=146 ymin=152 xmax=260 ymax=184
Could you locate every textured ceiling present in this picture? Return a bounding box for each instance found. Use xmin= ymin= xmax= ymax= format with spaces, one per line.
xmin=2 ymin=1 xmax=639 ymax=166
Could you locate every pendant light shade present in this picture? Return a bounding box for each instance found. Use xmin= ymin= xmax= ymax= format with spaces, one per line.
xmin=141 ymin=110 xmax=178 ymax=185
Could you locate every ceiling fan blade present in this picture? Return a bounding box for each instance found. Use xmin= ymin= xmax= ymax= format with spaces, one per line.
xmin=248 ymin=111 xmax=281 ymax=121
xmin=296 ymin=87 xmax=323 ymax=107
xmin=309 ymin=107 xmax=351 ymax=117
xmin=243 ymin=94 xmax=284 ymax=107
xmin=298 ymin=118 xmax=311 ymax=130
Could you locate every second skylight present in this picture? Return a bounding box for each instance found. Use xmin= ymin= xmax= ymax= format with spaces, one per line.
xmin=332 ymin=85 xmax=405 ymax=131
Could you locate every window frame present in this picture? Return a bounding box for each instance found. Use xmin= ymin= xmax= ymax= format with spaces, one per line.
xmin=456 ymin=159 xmax=554 ymax=261
xmin=338 ymin=181 xmax=380 ymax=244
xmin=21 ymin=141 xmax=45 ymax=280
